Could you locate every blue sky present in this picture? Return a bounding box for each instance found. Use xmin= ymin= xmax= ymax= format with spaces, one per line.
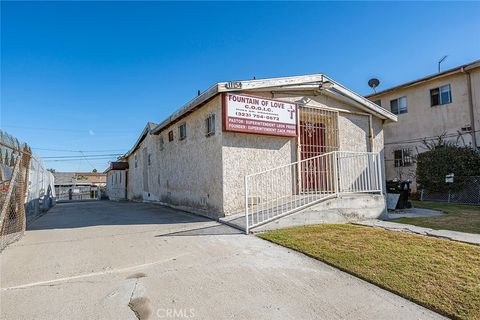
xmin=2 ymin=1 xmax=479 ymax=172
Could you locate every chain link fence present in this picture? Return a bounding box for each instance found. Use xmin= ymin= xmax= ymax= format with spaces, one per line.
xmin=55 ymin=185 xmax=100 ymax=201
xmin=0 ymin=131 xmax=31 ymax=251
xmin=1 ymin=130 xmax=55 ymax=251
xmin=420 ymin=176 xmax=480 ymax=205
xmin=26 ymin=155 xmax=56 ymax=222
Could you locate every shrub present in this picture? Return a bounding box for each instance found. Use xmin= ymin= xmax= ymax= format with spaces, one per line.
xmin=416 ymin=144 xmax=480 ymax=192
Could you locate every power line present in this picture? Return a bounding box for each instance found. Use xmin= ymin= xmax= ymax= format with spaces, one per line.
xmin=2 ymin=125 xmax=137 ymax=134
xmin=80 ymin=151 xmax=95 ymax=170
xmin=43 ymin=157 xmax=117 ymax=162
xmin=32 ymin=147 xmax=125 ymax=153
xmin=41 ymin=153 xmax=122 ymax=159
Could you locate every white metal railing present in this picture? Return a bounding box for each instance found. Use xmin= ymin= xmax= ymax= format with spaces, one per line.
xmin=244 ymin=151 xmax=382 ymax=233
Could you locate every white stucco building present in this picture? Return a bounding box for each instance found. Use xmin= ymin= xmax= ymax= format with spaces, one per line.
xmin=116 ymin=74 xmax=397 ymax=232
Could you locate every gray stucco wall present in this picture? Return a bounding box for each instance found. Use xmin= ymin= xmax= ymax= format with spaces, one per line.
xmin=107 ymin=170 xmax=126 ymax=200
xmin=127 ymin=96 xmax=224 ymax=217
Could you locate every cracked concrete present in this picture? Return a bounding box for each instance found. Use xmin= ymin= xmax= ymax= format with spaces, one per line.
xmin=356 ymin=220 xmax=480 ymax=245
xmin=1 ymin=201 xmax=445 ymax=319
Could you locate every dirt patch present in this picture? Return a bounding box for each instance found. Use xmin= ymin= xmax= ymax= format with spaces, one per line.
xmin=128 ymin=296 xmax=152 ymax=320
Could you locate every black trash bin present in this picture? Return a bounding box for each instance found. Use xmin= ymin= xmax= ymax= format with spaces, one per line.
xmin=386 ymin=180 xmax=411 ymax=209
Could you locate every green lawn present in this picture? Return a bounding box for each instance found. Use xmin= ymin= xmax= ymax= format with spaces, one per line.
xmin=259 ymin=224 xmax=480 ymax=320
xmin=393 ymin=200 xmax=480 ymax=234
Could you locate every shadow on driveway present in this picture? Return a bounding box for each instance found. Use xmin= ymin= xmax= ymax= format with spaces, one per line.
xmin=27 ymin=200 xmax=227 ymax=232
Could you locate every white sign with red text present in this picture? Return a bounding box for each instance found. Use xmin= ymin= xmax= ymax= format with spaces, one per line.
xmin=223 ymin=93 xmax=297 ymax=136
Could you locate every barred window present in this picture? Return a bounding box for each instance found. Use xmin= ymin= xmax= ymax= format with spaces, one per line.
xmin=394 ymin=149 xmax=413 ymax=167
xmin=179 ymin=123 xmax=187 ymax=140
xmin=206 ymin=113 xmax=216 ymax=136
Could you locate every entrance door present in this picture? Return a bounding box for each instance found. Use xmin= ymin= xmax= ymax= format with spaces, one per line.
xmin=300 ymin=121 xmax=326 ymax=192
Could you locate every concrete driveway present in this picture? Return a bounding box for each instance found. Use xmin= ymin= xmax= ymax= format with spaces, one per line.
xmin=1 ymin=201 xmax=443 ymax=319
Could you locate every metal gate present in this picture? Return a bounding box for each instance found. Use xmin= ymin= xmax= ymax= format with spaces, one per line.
xmin=298 ymin=105 xmax=339 ymax=193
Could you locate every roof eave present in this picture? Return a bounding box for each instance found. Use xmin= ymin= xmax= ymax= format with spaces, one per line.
xmin=366 ymin=59 xmax=480 ymax=99
xmin=322 ymin=75 xmax=397 ymax=122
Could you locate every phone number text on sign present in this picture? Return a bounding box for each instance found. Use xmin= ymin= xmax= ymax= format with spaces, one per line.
xmin=223 ymin=93 xmax=297 ymax=137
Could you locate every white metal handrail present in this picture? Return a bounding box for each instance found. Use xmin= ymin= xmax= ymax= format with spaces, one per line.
xmin=244 ymin=151 xmax=382 ymax=233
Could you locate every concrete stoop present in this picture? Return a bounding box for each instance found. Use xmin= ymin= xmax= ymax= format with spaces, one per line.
xmin=219 ymin=194 xmax=386 ymax=233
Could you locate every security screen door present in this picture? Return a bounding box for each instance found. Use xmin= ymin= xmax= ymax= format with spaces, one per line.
xmin=298 ymin=106 xmax=339 ymax=192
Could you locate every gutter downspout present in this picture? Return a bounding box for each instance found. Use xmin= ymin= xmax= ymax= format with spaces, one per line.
xmin=368 ymin=114 xmax=374 ymax=152
xmin=462 ymin=67 xmax=477 ymax=149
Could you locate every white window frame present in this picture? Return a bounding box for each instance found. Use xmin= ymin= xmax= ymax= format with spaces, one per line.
xmin=390 ymin=96 xmax=408 ymax=115
xmin=394 ymin=148 xmax=413 ymax=167
xmin=430 ymin=84 xmax=452 ymax=106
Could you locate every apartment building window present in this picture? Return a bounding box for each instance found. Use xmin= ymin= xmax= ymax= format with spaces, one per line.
xmin=390 ymin=96 xmax=408 ymax=115
xmin=179 ymin=123 xmax=187 ymax=140
xmin=373 ymin=99 xmax=382 ymax=107
xmin=168 ymin=130 xmax=174 ymax=142
xmin=430 ymin=84 xmax=452 ymax=106
xmin=159 ymin=136 xmax=164 ymax=150
xmin=394 ymin=148 xmax=413 ymax=167
xmin=206 ymin=113 xmax=216 ymax=136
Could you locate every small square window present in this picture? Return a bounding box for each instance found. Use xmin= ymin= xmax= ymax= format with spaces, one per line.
xmin=168 ymin=131 xmax=174 ymax=142
xmin=206 ymin=113 xmax=216 ymax=136
xmin=179 ymin=123 xmax=187 ymax=140
xmin=390 ymin=96 xmax=408 ymax=115
xmin=373 ymin=99 xmax=382 ymax=107
xmin=430 ymin=84 xmax=451 ymax=106
xmin=394 ymin=149 xmax=413 ymax=167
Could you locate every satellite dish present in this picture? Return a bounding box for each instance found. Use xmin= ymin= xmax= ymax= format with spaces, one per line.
xmin=368 ymin=78 xmax=380 ymax=93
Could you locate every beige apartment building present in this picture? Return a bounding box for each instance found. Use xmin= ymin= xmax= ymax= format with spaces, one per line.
xmin=367 ymin=60 xmax=480 ymax=191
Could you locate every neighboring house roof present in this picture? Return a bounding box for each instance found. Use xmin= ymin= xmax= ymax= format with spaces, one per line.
xmin=366 ymin=59 xmax=480 ymax=99
xmin=53 ymin=172 xmax=106 ymax=186
xmin=150 ymin=74 xmax=397 ymax=137
xmin=122 ymin=122 xmax=157 ymax=159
